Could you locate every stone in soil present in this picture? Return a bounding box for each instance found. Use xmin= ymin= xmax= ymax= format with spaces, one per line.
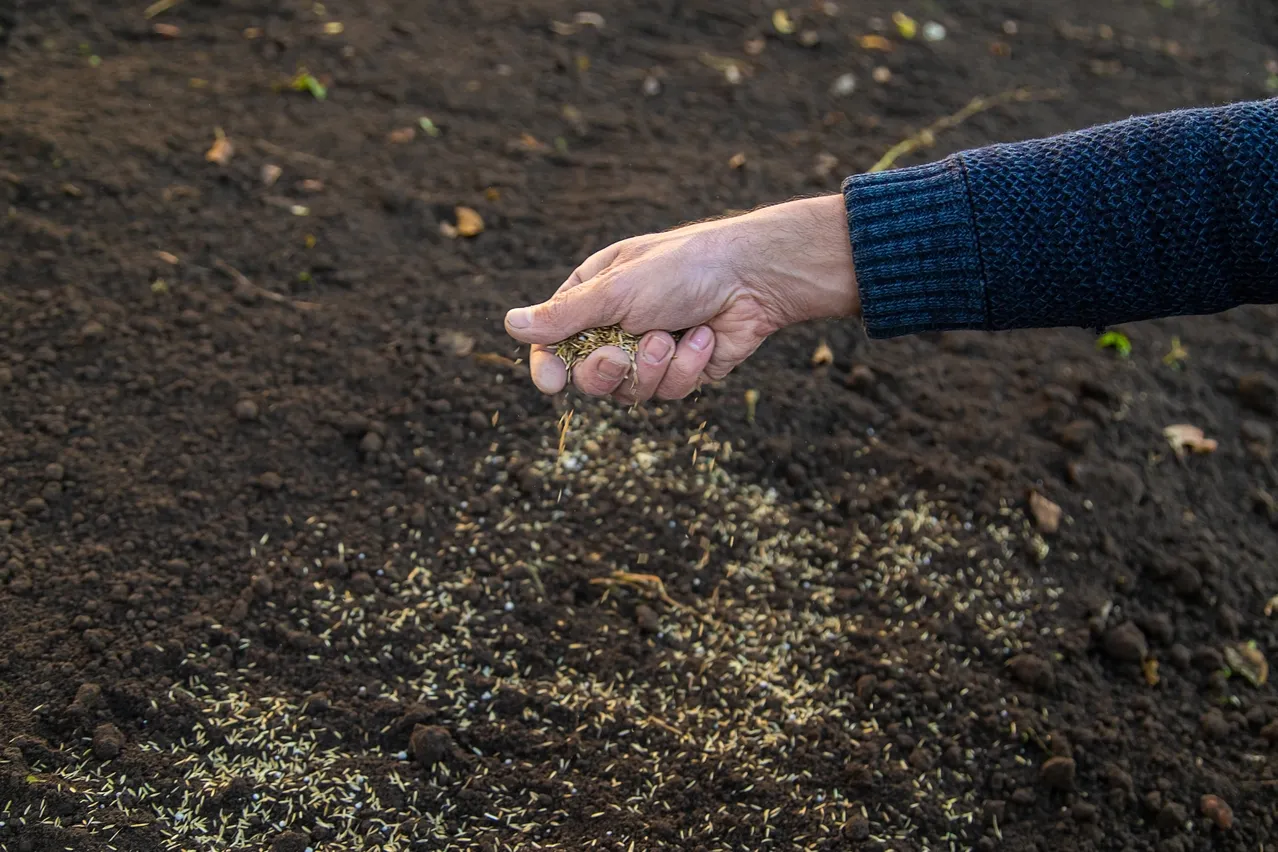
xmin=1200 ymin=708 xmax=1230 ymax=740
xmin=1200 ymin=794 xmax=1233 ymax=830
xmin=91 ymin=723 xmax=124 ymax=760
xmin=1006 ymin=653 xmax=1055 ymax=690
xmin=410 ymin=724 xmax=458 ymax=766
xmin=1040 ymin=755 xmax=1076 ymax=790
xmin=1238 ymin=371 xmax=1278 ymax=414
xmin=1104 ymin=621 xmax=1148 ymax=663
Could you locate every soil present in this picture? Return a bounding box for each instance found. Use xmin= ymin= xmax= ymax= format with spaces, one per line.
xmin=2 ymin=1 xmax=1278 ymax=850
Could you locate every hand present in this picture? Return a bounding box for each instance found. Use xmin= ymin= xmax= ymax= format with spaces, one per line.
xmin=503 ymin=194 xmax=860 ymax=402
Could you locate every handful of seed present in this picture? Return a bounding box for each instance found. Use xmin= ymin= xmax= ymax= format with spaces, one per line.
xmin=552 ymin=325 xmax=685 ymax=371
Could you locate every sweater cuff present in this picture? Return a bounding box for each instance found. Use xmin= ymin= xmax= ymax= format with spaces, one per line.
xmin=842 ymin=157 xmax=987 ymax=338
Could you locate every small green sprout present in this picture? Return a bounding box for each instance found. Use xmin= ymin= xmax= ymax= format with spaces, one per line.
xmin=290 ymin=68 xmax=328 ymax=100
xmin=1162 ymin=336 xmax=1188 ymax=369
xmin=1096 ymin=330 xmax=1132 ymax=358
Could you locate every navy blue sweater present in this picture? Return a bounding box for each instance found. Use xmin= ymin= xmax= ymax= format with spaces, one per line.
xmin=842 ymin=97 xmax=1278 ymax=338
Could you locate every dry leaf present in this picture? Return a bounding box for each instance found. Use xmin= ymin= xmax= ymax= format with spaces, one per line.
xmin=859 ymin=34 xmax=894 ymax=51
xmin=388 ymin=127 xmax=416 ymax=144
xmin=1142 ymin=657 xmax=1160 ymax=686
xmin=1164 ymin=424 xmax=1218 ymax=458
xmin=205 ymin=128 xmax=234 ymax=166
xmin=728 ymin=152 xmax=747 ymax=169
xmin=1028 ymin=491 xmax=1062 ymax=534
xmin=1224 ymin=642 xmax=1268 ymax=686
xmin=811 ymin=340 xmax=834 ymax=366
xmin=455 ymin=206 xmax=485 ymax=237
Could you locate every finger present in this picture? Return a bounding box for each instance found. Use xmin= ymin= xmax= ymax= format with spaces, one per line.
xmin=613 ymin=331 xmax=676 ymax=404
xmin=505 ymin=247 xmax=625 ymax=345
xmin=528 ymin=344 xmax=568 ymax=395
xmin=572 ymin=345 xmax=632 ymax=397
xmin=656 ymin=326 xmax=715 ymax=399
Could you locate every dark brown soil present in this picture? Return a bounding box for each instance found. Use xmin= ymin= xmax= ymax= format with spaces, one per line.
xmin=3 ymin=2 xmax=1278 ymax=850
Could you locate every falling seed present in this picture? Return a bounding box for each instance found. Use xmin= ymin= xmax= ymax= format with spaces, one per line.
xmin=799 ymin=29 xmax=820 ymax=47
xmin=1004 ymin=20 xmax=1021 ymax=36
xmin=811 ymin=340 xmax=834 ymax=366
xmin=744 ymin=389 xmax=760 ymax=423
xmin=153 ymin=23 xmax=181 ymax=38
xmin=323 ymin=21 xmax=344 ymax=34
xmin=642 ymin=75 xmax=661 ymax=96
xmin=261 ymin=163 xmax=283 ymax=187
xmin=872 ymin=66 xmax=892 ymax=83
xmin=772 ymin=9 xmax=796 ymax=35
xmin=830 ymin=72 xmax=857 ymax=96
xmin=388 ymin=127 xmax=416 ymax=144
xmin=744 ymin=37 xmax=766 ymax=56
xmin=728 ymin=152 xmax=747 ymax=169
xmin=574 ymin=11 xmax=605 ymax=28
xmin=922 ymin=21 xmax=947 ymax=42
xmin=418 ymin=117 xmax=441 ymax=137
xmin=724 ymin=64 xmax=743 ymax=85
xmin=290 ymin=205 xmax=310 ymax=217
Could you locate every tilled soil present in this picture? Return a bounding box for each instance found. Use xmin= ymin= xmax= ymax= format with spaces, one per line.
xmin=2 ymin=1 xmax=1278 ymax=850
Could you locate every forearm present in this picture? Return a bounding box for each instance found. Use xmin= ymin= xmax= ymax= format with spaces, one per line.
xmin=843 ymin=97 xmax=1278 ymax=337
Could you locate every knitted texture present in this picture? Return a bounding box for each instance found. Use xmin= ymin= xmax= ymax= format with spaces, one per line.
xmin=843 ymin=97 xmax=1278 ymax=338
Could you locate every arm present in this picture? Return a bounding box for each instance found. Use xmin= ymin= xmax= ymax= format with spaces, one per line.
xmin=847 ymin=96 xmax=1278 ymax=337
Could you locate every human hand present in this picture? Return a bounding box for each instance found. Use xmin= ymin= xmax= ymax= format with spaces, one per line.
xmin=503 ymin=194 xmax=859 ymax=402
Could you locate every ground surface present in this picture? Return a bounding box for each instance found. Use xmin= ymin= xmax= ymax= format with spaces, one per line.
xmin=1 ymin=1 xmax=1277 ymax=850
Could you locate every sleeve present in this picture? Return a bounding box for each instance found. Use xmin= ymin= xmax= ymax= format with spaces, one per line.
xmin=842 ymin=97 xmax=1278 ymax=338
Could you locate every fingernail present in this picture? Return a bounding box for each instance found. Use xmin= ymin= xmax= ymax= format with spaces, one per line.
xmin=689 ymin=327 xmax=713 ymax=351
xmin=599 ymin=358 xmax=628 ymax=382
xmin=506 ymin=308 xmax=532 ymax=329
xmin=641 ymin=336 xmax=672 ymax=365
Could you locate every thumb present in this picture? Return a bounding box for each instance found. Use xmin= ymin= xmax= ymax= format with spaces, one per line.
xmin=504 ymin=280 xmax=622 ymax=345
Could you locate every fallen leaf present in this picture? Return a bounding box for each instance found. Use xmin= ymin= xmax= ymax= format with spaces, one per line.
xmin=1164 ymin=424 xmax=1218 ymax=458
xmin=811 ymin=340 xmax=834 ymax=366
xmin=772 ymin=9 xmax=796 ymax=35
xmin=1223 ymin=642 xmax=1268 ymax=686
xmin=859 ymin=34 xmax=894 ymax=51
xmin=205 ymin=128 xmax=234 ymax=165
xmin=728 ymin=152 xmax=747 ymax=169
xmin=1028 ymin=491 xmax=1062 ymax=534
xmin=1142 ymin=657 xmax=1160 ymax=686
xmin=454 ymin=206 xmax=484 ymax=237
xmin=388 ymin=127 xmax=416 ymax=144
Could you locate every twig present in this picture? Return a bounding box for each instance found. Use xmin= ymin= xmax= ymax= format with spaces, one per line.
xmin=212 ymin=259 xmax=319 ymax=310
xmin=144 ymin=0 xmax=184 ymax=19
xmin=867 ymin=87 xmax=1064 ymax=173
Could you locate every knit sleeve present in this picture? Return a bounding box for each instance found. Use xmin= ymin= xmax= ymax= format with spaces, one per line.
xmin=842 ymin=97 xmax=1278 ymax=338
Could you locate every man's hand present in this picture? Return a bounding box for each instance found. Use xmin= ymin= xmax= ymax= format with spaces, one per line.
xmin=503 ymin=194 xmax=860 ymax=402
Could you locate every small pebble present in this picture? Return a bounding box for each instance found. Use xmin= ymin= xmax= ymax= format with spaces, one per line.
xmin=92 ymin=723 xmax=124 ymax=760
xmin=1200 ymin=794 xmax=1233 ymax=830
xmin=830 ymin=72 xmax=857 ymax=96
